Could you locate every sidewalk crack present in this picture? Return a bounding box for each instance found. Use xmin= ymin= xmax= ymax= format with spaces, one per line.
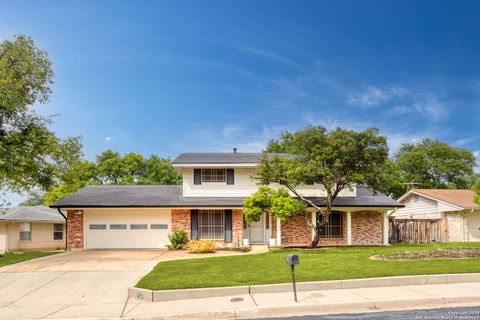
xmin=4 ymin=271 xmax=67 ymax=307
xmin=40 ymin=305 xmax=71 ymax=319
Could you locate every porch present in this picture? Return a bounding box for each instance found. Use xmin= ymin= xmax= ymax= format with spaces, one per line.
xmin=172 ymin=208 xmax=389 ymax=247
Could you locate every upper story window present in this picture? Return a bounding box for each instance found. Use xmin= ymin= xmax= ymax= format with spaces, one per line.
xmin=202 ymin=169 xmax=226 ymax=182
xmin=194 ymin=168 xmax=234 ymax=185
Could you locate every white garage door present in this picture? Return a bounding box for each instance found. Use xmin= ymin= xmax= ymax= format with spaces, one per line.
xmin=468 ymin=213 xmax=480 ymax=242
xmin=84 ymin=208 xmax=171 ymax=249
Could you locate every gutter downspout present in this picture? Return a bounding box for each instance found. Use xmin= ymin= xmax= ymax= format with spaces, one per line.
xmin=57 ymin=208 xmax=67 ymax=251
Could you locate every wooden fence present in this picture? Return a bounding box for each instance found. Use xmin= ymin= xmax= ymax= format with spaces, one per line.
xmin=389 ymin=219 xmax=446 ymax=244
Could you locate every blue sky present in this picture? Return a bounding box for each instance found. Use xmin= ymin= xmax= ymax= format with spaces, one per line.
xmin=1 ymin=1 xmax=480 ymax=203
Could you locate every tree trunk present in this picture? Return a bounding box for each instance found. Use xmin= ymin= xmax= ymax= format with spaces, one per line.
xmin=311 ymin=230 xmax=321 ymax=247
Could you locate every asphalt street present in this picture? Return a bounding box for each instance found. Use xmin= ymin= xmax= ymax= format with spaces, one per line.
xmin=268 ymin=306 xmax=480 ymax=320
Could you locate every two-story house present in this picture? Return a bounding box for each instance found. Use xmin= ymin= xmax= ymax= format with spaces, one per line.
xmin=50 ymin=152 xmax=402 ymax=250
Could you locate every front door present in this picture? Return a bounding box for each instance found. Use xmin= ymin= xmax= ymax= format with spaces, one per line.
xmin=249 ymin=213 xmax=265 ymax=244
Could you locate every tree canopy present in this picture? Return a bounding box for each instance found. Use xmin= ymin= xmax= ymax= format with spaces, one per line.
xmin=1 ymin=34 xmax=81 ymax=199
xmin=244 ymin=126 xmax=389 ymax=247
xmin=38 ymin=150 xmax=182 ymax=206
xmin=377 ymin=139 xmax=477 ymax=198
xmin=474 ymin=178 xmax=480 ymax=205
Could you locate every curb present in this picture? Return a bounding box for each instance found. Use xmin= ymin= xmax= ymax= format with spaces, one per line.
xmin=128 ymin=295 xmax=480 ymax=319
xmin=129 ymin=273 xmax=480 ymax=302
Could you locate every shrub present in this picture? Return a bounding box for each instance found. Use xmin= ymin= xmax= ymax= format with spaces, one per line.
xmin=187 ymin=240 xmax=216 ymax=253
xmin=167 ymin=229 xmax=189 ymax=250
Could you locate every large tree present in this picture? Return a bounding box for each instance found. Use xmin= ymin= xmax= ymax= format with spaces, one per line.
xmin=0 ymin=34 xmax=81 ymax=198
xmin=474 ymin=177 xmax=480 ymax=205
xmin=394 ymin=139 xmax=476 ymax=190
xmin=243 ymin=126 xmax=389 ymax=247
xmin=41 ymin=150 xmax=182 ymax=205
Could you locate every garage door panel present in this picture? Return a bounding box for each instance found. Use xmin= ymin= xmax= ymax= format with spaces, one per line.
xmin=84 ymin=209 xmax=171 ymax=249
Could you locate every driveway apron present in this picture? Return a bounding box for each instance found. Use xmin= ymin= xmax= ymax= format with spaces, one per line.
xmin=0 ymin=250 xmax=167 ymax=319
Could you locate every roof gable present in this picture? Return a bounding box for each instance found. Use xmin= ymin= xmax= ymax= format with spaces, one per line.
xmin=399 ymin=189 xmax=479 ymax=210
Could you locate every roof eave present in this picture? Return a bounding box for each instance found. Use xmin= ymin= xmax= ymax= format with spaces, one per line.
xmin=172 ymin=163 xmax=259 ymax=168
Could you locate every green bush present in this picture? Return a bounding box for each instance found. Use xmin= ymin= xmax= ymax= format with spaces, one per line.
xmin=188 ymin=240 xmax=216 ymax=253
xmin=168 ymin=229 xmax=189 ymax=250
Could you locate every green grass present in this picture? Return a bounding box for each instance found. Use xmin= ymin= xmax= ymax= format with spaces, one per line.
xmin=136 ymin=243 xmax=480 ymax=290
xmin=0 ymin=251 xmax=60 ymax=268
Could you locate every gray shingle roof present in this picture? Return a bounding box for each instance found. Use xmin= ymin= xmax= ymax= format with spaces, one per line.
xmin=50 ymin=185 xmax=402 ymax=208
xmin=0 ymin=206 xmax=65 ymax=222
xmin=173 ymin=153 xmax=263 ymax=164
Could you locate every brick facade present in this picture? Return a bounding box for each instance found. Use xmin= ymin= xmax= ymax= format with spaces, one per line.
xmin=171 ymin=209 xmax=191 ymax=239
xmin=351 ymin=211 xmax=383 ymax=245
xmin=281 ymin=214 xmax=311 ymax=246
xmin=66 ymin=210 xmax=84 ymax=250
xmin=232 ymin=209 xmax=244 ymax=247
xmin=280 ymin=211 xmax=384 ymax=246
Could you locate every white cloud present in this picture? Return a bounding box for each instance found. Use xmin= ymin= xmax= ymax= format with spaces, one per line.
xmin=240 ymin=47 xmax=305 ymax=70
xmin=105 ymin=137 xmax=112 ymax=141
xmin=474 ymin=150 xmax=480 ymax=158
xmin=413 ymin=94 xmax=448 ymax=121
xmin=347 ymin=86 xmax=406 ymax=107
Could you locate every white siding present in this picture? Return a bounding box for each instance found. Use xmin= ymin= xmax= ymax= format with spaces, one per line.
xmin=467 ymin=210 xmax=480 ymax=242
xmin=84 ymin=208 xmax=171 ymax=249
xmin=447 ymin=212 xmax=467 ymax=242
xmin=182 ymin=168 xmax=356 ymax=198
xmin=393 ymin=194 xmax=443 ymax=219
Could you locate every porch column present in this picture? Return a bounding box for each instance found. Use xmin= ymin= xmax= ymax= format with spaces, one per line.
xmin=276 ymin=218 xmax=281 ymax=246
xmin=346 ymin=211 xmax=352 ymax=245
xmin=383 ymin=211 xmax=389 ymax=245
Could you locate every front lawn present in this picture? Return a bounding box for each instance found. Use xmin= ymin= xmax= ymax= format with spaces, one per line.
xmin=136 ymin=243 xmax=480 ymax=290
xmin=0 ymin=251 xmax=60 ymax=268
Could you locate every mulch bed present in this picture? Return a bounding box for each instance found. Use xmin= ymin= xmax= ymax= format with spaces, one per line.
xmin=373 ymin=248 xmax=480 ymax=260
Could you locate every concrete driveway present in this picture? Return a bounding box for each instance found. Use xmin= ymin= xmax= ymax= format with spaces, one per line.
xmin=0 ymin=250 xmax=167 ymax=319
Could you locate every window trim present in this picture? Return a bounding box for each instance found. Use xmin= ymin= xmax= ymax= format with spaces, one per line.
xmin=198 ymin=209 xmax=225 ymax=240
xmin=201 ymin=169 xmax=227 ymax=183
xmin=19 ymin=222 xmax=31 ymax=241
xmin=318 ymin=211 xmax=343 ymax=238
xmin=53 ymin=223 xmax=63 ymax=240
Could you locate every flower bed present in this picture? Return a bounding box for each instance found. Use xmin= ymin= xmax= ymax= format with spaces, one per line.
xmin=374 ymin=248 xmax=480 ymax=260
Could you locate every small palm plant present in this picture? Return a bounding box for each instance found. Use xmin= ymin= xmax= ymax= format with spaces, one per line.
xmin=167 ymin=229 xmax=189 ymax=250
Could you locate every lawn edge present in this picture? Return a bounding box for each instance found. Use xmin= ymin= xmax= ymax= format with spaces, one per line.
xmin=129 ymin=272 xmax=480 ymax=302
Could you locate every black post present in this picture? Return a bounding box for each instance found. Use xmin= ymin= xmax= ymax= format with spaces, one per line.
xmin=290 ymin=264 xmax=297 ymax=302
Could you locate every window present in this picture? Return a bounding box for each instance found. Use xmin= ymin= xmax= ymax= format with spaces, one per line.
xmin=20 ymin=223 xmax=31 ymax=240
xmin=89 ymin=224 xmax=106 ymax=230
xmin=130 ymin=224 xmax=148 ymax=230
xmin=53 ymin=224 xmax=63 ymax=240
xmin=201 ymin=169 xmax=226 ymax=182
xmin=198 ymin=210 xmax=224 ymax=240
xmin=151 ymin=224 xmax=168 ymax=229
xmin=110 ymin=224 xmax=127 ymax=230
xmin=318 ymin=211 xmax=343 ymax=238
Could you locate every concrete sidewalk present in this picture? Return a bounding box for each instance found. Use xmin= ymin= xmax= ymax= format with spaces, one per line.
xmin=123 ymin=282 xmax=480 ymax=319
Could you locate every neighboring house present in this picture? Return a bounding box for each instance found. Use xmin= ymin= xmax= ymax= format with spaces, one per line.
xmin=392 ymin=189 xmax=480 ymax=242
xmin=0 ymin=206 xmax=65 ymax=253
xmin=50 ymin=152 xmax=402 ymax=250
